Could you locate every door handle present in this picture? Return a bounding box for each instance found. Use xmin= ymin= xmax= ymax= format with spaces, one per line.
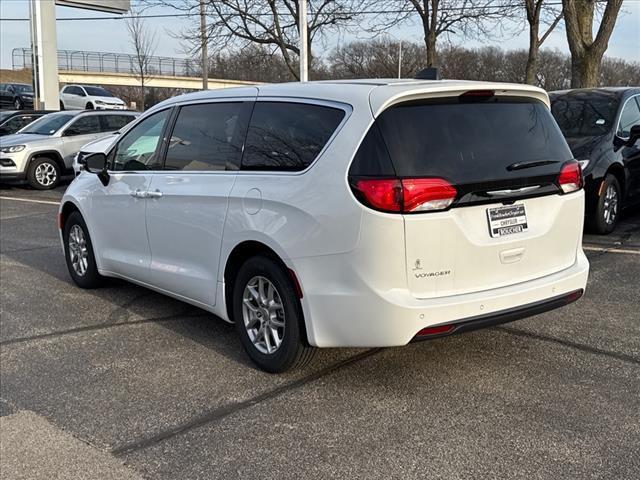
xmin=130 ymin=189 xmax=147 ymax=198
xmin=146 ymin=189 xmax=163 ymax=199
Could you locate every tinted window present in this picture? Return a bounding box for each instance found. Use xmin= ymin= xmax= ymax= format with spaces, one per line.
xmin=66 ymin=115 xmax=101 ymax=135
xmin=242 ymin=102 xmax=345 ymax=171
xmin=617 ymin=96 xmax=640 ymax=138
xmin=374 ymin=98 xmax=572 ymax=183
xmin=551 ymin=91 xmax=619 ymax=137
xmin=21 ymin=113 xmax=74 ymax=135
xmin=349 ymin=123 xmax=396 ymax=177
xmin=164 ymin=102 xmax=247 ymax=171
xmin=3 ymin=115 xmax=38 ymax=133
xmin=100 ymin=114 xmax=135 ymax=132
xmin=111 ymin=109 xmax=170 ymax=171
xmin=84 ymin=86 xmax=113 ymax=97
xmin=13 ymin=84 xmax=32 ymax=93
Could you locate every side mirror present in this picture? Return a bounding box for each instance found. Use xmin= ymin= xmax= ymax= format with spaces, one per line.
xmin=627 ymin=125 xmax=640 ymax=147
xmin=83 ymin=152 xmax=110 ymax=186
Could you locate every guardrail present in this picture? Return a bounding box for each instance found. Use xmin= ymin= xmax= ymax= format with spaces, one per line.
xmin=12 ymin=48 xmax=201 ymax=78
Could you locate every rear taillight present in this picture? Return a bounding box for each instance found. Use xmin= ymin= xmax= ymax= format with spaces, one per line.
xmin=351 ymin=177 xmax=457 ymax=213
xmin=557 ymin=160 xmax=583 ymax=194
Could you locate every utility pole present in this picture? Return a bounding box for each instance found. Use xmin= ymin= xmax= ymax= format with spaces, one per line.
xmin=200 ymin=0 xmax=208 ymax=90
xmin=398 ymin=41 xmax=403 ymax=79
xmin=28 ymin=0 xmax=40 ymax=109
xmin=298 ymin=0 xmax=308 ymax=82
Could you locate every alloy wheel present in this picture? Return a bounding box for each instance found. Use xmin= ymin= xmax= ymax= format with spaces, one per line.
xmin=603 ymin=184 xmax=618 ymax=225
xmin=68 ymin=224 xmax=89 ymax=276
xmin=242 ymin=276 xmax=286 ymax=354
xmin=34 ymin=162 xmax=57 ymax=187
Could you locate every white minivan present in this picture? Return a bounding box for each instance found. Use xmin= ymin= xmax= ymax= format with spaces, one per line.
xmin=59 ymin=79 xmax=589 ymax=372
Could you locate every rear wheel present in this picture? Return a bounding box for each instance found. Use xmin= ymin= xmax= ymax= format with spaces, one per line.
xmin=232 ymin=255 xmax=315 ymax=373
xmin=592 ymin=174 xmax=621 ymax=234
xmin=27 ymin=157 xmax=60 ymax=190
xmin=59 ymin=101 xmax=65 ymax=110
xmin=14 ymin=98 xmax=23 ymax=109
xmin=63 ymin=211 xmax=103 ymax=288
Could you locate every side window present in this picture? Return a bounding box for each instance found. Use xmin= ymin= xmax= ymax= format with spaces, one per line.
xmin=164 ymin=102 xmax=247 ymax=171
xmin=65 ymin=115 xmax=101 ymax=136
xmin=242 ymin=102 xmax=345 ymax=171
xmin=111 ymin=109 xmax=170 ymax=171
xmin=100 ymin=114 xmax=135 ymax=132
xmin=5 ymin=115 xmax=37 ymax=131
xmin=617 ymin=96 xmax=640 ymax=138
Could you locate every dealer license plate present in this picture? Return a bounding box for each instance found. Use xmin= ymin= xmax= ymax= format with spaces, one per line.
xmin=487 ymin=204 xmax=528 ymax=238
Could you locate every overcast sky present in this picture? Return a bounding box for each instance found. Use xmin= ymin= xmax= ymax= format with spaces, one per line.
xmin=1 ymin=0 xmax=639 ymax=71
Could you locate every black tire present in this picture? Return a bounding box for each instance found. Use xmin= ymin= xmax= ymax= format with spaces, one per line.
xmin=232 ymin=255 xmax=315 ymax=373
xmin=63 ymin=211 xmax=103 ymax=288
xmin=26 ymin=157 xmax=60 ymax=190
xmin=59 ymin=101 xmax=65 ymax=110
xmin=591 ymin=174 xmax=622 ymax=235
xmin=85 ymin=102 xmax=94 ymax=110
xmin=14 ymin=98 xmax=23 ymax=109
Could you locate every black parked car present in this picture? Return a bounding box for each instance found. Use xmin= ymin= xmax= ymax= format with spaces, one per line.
xmin=0 ymin=110 xmax=52 ymax=136
xmin=550 ymin=88 xmax=640 ymax=234
xmin=0 ymin=83 xmax=34 ymax=110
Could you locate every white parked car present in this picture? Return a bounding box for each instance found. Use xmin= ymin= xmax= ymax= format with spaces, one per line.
xmin=60 ymin=85 xmax=127 ymax=111
xmin=59 ymin=79 xmax=589 ymax=372
xmin=0 ymin=110 xmax=137 ymax=189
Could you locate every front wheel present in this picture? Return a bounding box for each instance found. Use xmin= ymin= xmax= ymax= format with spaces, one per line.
xmin=63 ymin=211 xmax=103 ymax=288
xmin=233 ymin=256 xmax=315 ymax=373
xmin=14 ymin=98 xmax=23 ymax=109
xmin=27 ymin=157 xmax=60 ymax=190
xmin=85 ymin=102 xmax=94 ymax=110
xmin=59 ymin=101 xmax=65 ymax=110
xmin=592 ymin=174 xmax=622 ymax=234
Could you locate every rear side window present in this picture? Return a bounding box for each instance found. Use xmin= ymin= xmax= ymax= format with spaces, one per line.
xmin=242 ymin=102 xmax=345 ymax=171
xmin=100 ymin=114 xmax=135 ymax=132
xmin=164 ymin=102 xmax=248 ymax=171
xmin=67 ymin=115 xmax=101 ymax=135
xmin=372 ymin=97 xmax=572 ymax=184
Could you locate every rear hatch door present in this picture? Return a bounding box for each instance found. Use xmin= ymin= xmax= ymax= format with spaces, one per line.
xmin=375 ymin=92 xmax=582 ymax=298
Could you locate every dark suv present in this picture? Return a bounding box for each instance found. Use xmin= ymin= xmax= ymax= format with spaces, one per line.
xmin=550 ymin=88 xmax=640 ymax=233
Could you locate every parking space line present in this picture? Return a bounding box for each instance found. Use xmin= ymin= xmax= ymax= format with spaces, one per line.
xmin=497 ymin=327 xmax=640 ymax=365
xmin=582 ymin=245 xmax=640 ymax=255
xmin=111 ymin=348 xmax=382 ymax=456
xmin=0 ymin=312 xmax=210 ymax=347
xmin=0 ymin=196 xmax=60 ymax=206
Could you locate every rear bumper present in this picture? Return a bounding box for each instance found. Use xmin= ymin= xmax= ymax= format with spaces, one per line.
xmin=411 ymin=288 xmax=583 ymax=341
xmin=296 ymin=249 xmax=589 ymax=348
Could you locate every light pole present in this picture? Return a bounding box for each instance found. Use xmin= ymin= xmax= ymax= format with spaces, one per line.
xmin=298 ymin=0 xmax=308 ymax=82
xmin=200 ymin=0 xmax=208 ymax=90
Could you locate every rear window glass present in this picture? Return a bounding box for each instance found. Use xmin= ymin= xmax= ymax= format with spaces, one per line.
xmin=374 ymin=98 xmax=572 ymax=183
xmin=242 ymin=102 xmax=345 ymax=171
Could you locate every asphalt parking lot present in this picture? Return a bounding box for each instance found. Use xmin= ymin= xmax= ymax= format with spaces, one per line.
xmin=1 ymin=182 xmax=639 ymax=480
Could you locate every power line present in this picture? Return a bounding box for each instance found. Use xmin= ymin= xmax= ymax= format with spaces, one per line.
xmin=0 ymin=0 xmax=634 ymax=22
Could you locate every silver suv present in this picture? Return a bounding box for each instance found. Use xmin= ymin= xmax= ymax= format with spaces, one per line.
xmin=0 ymin=110 xmax=137 ymax=189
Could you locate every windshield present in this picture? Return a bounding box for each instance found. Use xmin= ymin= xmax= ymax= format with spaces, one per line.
xmin=0 ymin=111 xmax=15 ymax=122
xmin=20 ymin=113 xmax=75 ymax=135
xmin=551 ymin=91 xmax=620 ymax=137
xmin=84 ymin=86 xmax=114 ymax=97
xmin=13 ymin=84 xmax=33 ymax=93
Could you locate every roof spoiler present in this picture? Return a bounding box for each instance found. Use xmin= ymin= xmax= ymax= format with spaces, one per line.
xmin=414 ymin=67 xmax=441 ymax=80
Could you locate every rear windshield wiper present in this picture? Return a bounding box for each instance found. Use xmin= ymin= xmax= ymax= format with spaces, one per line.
xmin=507 ymin=160 xmax=560 ymax=171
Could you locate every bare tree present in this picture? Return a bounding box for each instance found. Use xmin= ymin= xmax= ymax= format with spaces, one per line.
xmin=523 ymin=0 xmax=562 ymax=85
xmin=562 ymin=0 xmax=623 ymax=88
xmin=373 ymin=1 xmax=514 ymax=68
xmin=126 ymin=7 xmax=158 ymax=110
